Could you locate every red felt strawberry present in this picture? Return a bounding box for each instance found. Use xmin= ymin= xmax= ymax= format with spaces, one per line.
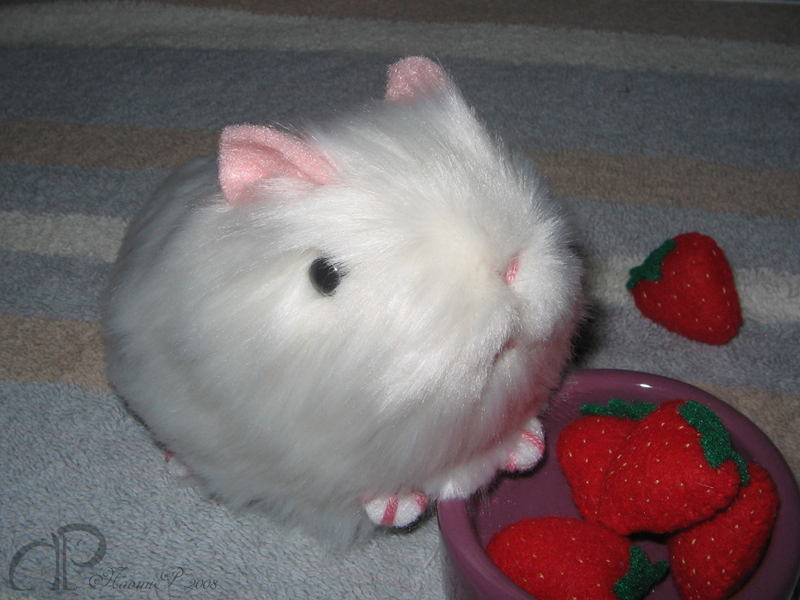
xmin=596 ymin=399 xmax=748 ymax=535
xmin=668 ymin=463 xmax=779 ymax=600
xmin=487 ymin=517 xmax=668 ymax=600
xmin=627 ymin=232 xmax=742 ymax=345
xmin=557 ymin=399 xmax=656 ymax=520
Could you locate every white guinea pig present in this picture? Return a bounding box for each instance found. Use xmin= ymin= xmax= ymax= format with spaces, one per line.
xmin=103 ymin=57 xmax=583 ymax=547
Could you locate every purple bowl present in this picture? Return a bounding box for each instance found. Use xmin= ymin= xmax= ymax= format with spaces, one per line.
xmin=439 ymin=369 xmax=800 ymax=600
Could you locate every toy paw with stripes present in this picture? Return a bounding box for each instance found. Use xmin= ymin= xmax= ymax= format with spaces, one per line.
xmin=360 ymin=491 xmax=430 ymax=528
xmin=502 ymin=416 xmax=546 ymax=473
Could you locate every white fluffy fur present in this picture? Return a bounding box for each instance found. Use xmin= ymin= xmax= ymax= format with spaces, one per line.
xmin=103 ymin=58 xmax=583 ymax=547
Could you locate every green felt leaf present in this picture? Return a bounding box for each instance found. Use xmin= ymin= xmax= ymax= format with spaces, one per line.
xmin=580 ymin=398 xmax=657 ymax=421
xmin=613 ymin=546 xmax=669 ymax=600
xmin=626 ymin=238 xmax=677 ymax=290
xmin=677 ymin=400 xmax=750 ymax=485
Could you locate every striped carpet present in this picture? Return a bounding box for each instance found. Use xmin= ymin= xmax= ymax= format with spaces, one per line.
xmin=1 ymin=2 xmax=798 ymax=598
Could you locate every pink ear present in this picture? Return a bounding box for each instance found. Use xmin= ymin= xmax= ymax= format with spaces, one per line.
xmin=218 ymin=125 xmax=336 ymax=204
xmin=385 ymin=56 xmax=453 ymax=101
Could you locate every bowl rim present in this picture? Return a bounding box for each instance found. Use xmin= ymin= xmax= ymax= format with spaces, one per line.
xmin=438 ymin=368 xmax=800 ymax=600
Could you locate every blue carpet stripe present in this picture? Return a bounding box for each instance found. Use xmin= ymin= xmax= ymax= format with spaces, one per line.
xmin=1 ymin=48 xmax=798 ymax=170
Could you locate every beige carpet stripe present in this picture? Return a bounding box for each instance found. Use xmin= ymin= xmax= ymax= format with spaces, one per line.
xmin=0 ymin=211 xmax=126 ymax=263
xmin=696 ymin=381 xmax=800 ymax=477
xmin=534 ymin=150 xmax=800 ymax=221
xmin=1 ymin=2 xmax=798 ymax=82
xmin=4 ymin=120 xmax=799 ymax=220
xmin=0 ymin=121 xmax=218 ymax=171
xmin=0 ymin=314 xmax=108 ymax=391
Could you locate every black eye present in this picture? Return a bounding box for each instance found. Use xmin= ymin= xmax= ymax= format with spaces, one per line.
xmin=309 ymin=257 xmax=344 ymax=296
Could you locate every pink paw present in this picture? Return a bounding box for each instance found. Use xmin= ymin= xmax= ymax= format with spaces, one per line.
xmin=165 ymin=451 xmax=191 ymax=479
xmin=502 ymin=418 xmax=545 ymax=472
xmin=361 ymin=491 xmax=429 ymax=527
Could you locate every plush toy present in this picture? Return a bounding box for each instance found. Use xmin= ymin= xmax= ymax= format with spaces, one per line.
xmin=555 ymin=399 xmax=655 ymax=521
xmin=595 ymin=399 xmax=748 ymax=535
xmin=627 ymin=232 xmax=742 ymax=344
xmin=553 ymin=399 xmax=779 ymax=600
xmin=669 ymin=463 xmax=779 ymax=600
xmin=103 ymin=56 xmax=583 ymax=546
xmin=487 ymin=516 xmax=669 ymax=600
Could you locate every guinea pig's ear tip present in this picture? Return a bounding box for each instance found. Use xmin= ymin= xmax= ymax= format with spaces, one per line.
xmin=218 ymin=125 xmax=336 ymax=204
xmin=385 ymin=56 xmax=453 ymax=102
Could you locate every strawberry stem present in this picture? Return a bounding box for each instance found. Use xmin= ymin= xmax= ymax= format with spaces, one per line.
xmin=677 ymin=400 xmax=750 ymax=485
xmin=613 ymin=546 xmax=669 ymax=600
xmin=626 ymin=238 xmax=676 ymax=290
xmin=581 ymin=399 xmax=657 ymax=421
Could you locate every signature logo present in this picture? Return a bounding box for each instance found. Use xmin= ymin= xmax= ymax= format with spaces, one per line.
xmin=8 ymin=523 xmax=106 ymax=591
xmin=8 ymin=523 xmax=220 ymax=593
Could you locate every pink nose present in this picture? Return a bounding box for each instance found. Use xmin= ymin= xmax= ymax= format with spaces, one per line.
xmin=502 ymin=255 xmax=519 ymax=285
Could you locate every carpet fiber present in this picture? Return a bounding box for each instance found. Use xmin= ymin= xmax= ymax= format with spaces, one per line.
xmin=1 ymin=1 xmax=799 ymax=598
